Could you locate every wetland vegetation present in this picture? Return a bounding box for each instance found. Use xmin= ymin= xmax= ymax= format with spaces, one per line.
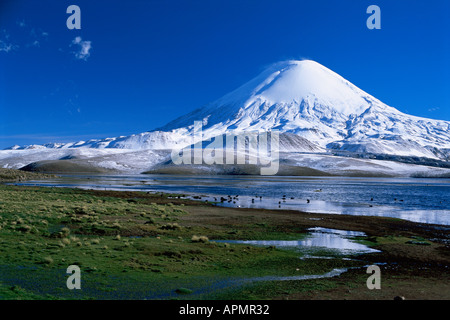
xmin=0 ymin=169 xmax=448 ymax=300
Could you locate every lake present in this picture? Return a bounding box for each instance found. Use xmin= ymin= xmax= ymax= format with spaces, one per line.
xmin=13 ymin=174 xmax=450 ymax=226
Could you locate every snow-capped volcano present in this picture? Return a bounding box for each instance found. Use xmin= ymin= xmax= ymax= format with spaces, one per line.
xmin=2 ymin=59 xmax=450 ymax=175
xmin=160 ymin=60 xmax=379 ymax=135
xmin=158 ymin=59 xmax=450 ymax=159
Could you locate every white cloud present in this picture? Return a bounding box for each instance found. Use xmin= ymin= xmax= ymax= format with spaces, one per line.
xmin=0 ymin=41 xmax=12 ymax=52
xmin=17 ymin=20 xmax=26 ymax=28
xmin=0 ymin=30 xmax=17 ymax=53
xmin=71 ymin=36 xmax=92 ymax=61
xmin=73 ymin=36 xmax=82 ymax=44
xmin=0 ymin=40 xmax=17 ymax=52
xmin=0 ymin=23 xmax=48 ymax=53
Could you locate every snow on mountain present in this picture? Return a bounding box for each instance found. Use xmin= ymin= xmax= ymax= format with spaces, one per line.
xmin=2 ymin=59 xmax=450 ymax=175
xmin=160 ymin=60 xmax=376 ymax=132
xmin=0 ymin=147 xmax=169 ymax=173
xmin=159 ymin=60 xmax=450 ymax=158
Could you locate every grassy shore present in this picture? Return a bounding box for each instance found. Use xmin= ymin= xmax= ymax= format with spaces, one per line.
xmin=0 ymin=177 xmax=448 ymax=300
xmin=0 ymin=168 xmax=56 ymax=182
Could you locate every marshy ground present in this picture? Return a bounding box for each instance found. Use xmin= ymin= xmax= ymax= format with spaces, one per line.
xmin=0 ymin=168 xmax=55 ymax=182
xmin=0 ymin=173 xmax=448 ymax=300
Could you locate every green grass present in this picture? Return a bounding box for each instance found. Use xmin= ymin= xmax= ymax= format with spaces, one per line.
xmin=0 ymin=185 xmax=369 ymax=300
xmin=0 ymin=168 xmax=55 ymax=182
xmin=0 ymin=283 xmax=57 ymax=300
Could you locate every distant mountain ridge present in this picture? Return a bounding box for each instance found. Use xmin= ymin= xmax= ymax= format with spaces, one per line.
xmin=4 ymin=60 xmax=450 ymax=164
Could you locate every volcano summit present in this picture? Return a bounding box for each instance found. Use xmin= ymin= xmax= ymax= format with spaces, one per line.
xmin=2 ymin=60 xmax=450 ymax=176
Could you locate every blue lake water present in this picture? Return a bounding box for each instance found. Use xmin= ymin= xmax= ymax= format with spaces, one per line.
xmin=13 ymin=174 xmax=450 ymax=225
xmin=5 ymin=174 xmax=449 ymax=299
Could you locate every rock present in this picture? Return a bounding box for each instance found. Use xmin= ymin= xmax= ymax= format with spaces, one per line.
xmin=406 ymin=240 xmax=431 ymax=246
xmin=175 ymin=288 xmax=193 ymax=295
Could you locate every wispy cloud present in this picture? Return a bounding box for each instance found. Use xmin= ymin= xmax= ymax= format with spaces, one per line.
xmin=0 ymin=29 xmax=18 ymax=52
xmin=1 ymin=20 xmax=92 ymax=62
xmin=428 ymin=107 xmax=440 ymax=112
xmin=71 ymin=36 xmax=92 ymax=61
xmin=17 ymin=20 xmax=26 ymax=28
xmin=0 ymin=21 xmax=49 ymax=53
xmin=28 ymin=27 xmax=48 ymax=48
xmin=30 ymin=40 xmax=40 ymax=47
xmin=0 ymin=133 xmax=118 ymax=148
xmin=0 ymin=40 xmax=17 ymax=52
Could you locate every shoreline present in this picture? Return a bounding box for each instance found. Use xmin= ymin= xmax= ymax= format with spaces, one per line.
xmin=0 ymin=179 xmax=449 ymax=300
xmin=5 ymin=168 xmax=450 ymax=225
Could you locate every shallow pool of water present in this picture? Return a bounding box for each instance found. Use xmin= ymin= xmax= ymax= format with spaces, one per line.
xmin=214 ymin=227 xmax=380 ymax=255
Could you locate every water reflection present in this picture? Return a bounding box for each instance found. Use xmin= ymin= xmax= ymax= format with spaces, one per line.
xmin=214 ymin=227 xmax=380 ymax=254
xmin=248 ymin=268 xmax=348 ymax=282
xmin=12 ymin=174 xmax=450 ymax=225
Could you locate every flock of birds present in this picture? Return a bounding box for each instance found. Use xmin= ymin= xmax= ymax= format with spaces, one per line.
xmin=185 ymin=188 xmax=415 ymax=210
xmin=213 ymin=189 xmax=327 ymax=208
xmin=198 ymin=189 xmax=409 ymax=209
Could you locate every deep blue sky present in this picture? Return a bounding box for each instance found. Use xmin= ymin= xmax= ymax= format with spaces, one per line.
xmin=0 ymin=0 xmax=449 ymax=148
